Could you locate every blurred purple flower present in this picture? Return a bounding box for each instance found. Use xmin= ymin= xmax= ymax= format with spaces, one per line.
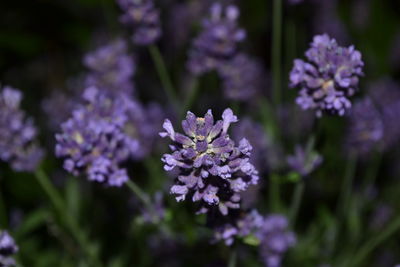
xmin=56 ymin=87 xmax=161 ymax=186
xmin=187 ymin=3 xmax=246 ymax=75
xmin=369 ymin=204 xmax=393 ymax=231
xmin=160 ymin=108 xmax=259 ymax=215
xmin=0 ymin=230 xmax=18 ymax=267
xmin=345 ymin=97 xmax=384 ymax=156
xmin=140 ymin=191 xmax=166 ymax=224
xmin=214 ymin=211 xmax=296 ymax=267
xmin=42 ymin=90 xmax=77 ymax=131
xmin=84 ymin=39 xmax=135 ymax=95
xmin=0 ymin=86 xmax=44 ymax=172
xmin=117 ymin=0 xmax=161 ymax=45
xmin=290 ymin=34 xmax=364 ymax=117
xmin=217 ymin=53 xmax=265 ymax=102
xmin=368 ymin=79 xmax=400 ymax=150
xmin=287 ymin=144 xmax=323 ymax=177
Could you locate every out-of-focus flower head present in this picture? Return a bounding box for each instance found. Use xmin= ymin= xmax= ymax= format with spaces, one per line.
xmin=84 ymin=39 xmax=135 ymax=95
xmin=117 ymin=0 xmax=161 ymax=45
xmin=217 ymin=53 xmax=265 ymax=102
xmin=287 ymin=143 xmax=323 ymax=177
xmin=0 ymin=230 xmax=18 ymax=267
xmin=290 ymin=34 xmax=364 ymax=117
xmin=214 ymin=211 xmax=296 ymax=267
xmin=187 ymin=3 xmax=246 ymax=75
xmin=288 ymin=0 xmax=303 ymax=5
xmin=42 ymin=90 xmax=77 ymax=131
xmin=0 ymin=86 xmax=44 ymax=172
xmin=231 ymin=117 xmax=271 ymax=173
xmin=160 ymin=108 xmax=259 ymax=215
xmin=345 ymin=97 xmax=384 ymax=156
xmin=368 ymin=79 xmax=400 ymax=150
xmin=56 ymin=87 xmax=161 ymax=186
xmin=140 ymin=191 xmax=166 ymax=224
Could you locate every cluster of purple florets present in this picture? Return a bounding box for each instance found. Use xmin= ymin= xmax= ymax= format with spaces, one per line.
xmin=214 ymin=211 xmax=296 ymax=267
xmin=55 ymin=87 xmax=161 ymax=186
xmin=117 ymin=0 xmax=161 ymax=45
xmin=0 ymin=230 xmax=18 ymax=267
xmin=84 ymin=39 xmax=136 ymax=95
xmin=160 ymin=108 xmax=259 ymax=215
xmin=0 ymin=86 xmax=44 ymax=172
xmin=290 ymin=34 xmax=364 ymax=117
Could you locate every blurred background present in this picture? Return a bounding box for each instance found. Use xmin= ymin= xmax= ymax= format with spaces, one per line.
xmin=1 ymin=0 xmax=400 ymax=266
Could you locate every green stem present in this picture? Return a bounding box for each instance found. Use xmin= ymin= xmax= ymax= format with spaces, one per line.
xmin=228 ymin=248 xmax=237 ymax=267
xmin=126 ymin=180 xmax=152 ymax=208
xmin=289 ymin=181 xmax=305 ymax=228
xmin=272 ymin=0 xmax=282 ymax=106
xmin=149 ymin=45 xmax=179 ymax=110
xmin=269 ymin=174 xmax=281 ymax=212
xmin=349 ymin=215 xmax=400 ymax=266
xmin=34 ymin=168 xmax=101 ymax=267
xmin=180 ymin=78 xmax=199 ymax=118
xmin=336 ymin=154 xmax=357 ymax=219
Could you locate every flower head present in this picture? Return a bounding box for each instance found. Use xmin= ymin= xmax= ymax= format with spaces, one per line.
xmin=290 ymin=34 xmax=364 ymax=117
xmin=56 ymin=87 xmax=161 ymax=186
xmin=287 ymin=144 xmax=323 ymax=177
xmin=345 ymin=97 xmax=384 ymax=156
xmin=0 ymin=230 xmax=18 ymax=267
xmin=117 ymin=0 xmax=161 ymax=45
xmin=217 ymin=53 xmax=265 ymax=102
xmin=0 ymin=86 xmax=44 ymax=172
xmin=160 ymin=108 xmax=259 ymax=215
xmin=84 ymin=39 xmax=135 ymax=95
xmin=187 ymin=3 xmax=246 ymax=75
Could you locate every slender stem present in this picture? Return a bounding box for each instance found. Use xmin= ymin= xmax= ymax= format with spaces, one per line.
xmin=289 ymin=181 xmax=305 ymax=227
xmin=269 ymin=174 xmax=281 ymax=212
xmin=180 ymin=78 xmax=199 ymax=118
xmin=272 ymin=0 xmax=282 ymax=106
xmin=336 ymin=154 xmax=357 ymax=219
xmin=228 ymin=248 xmax=237 ymax=267
xmin=148 ymin=45 xmax=179 ymax=110
xmin=0 ymin=188 xmax=7 ymax=228
xmin=349 ymin=215 xmax=400 ymax=266
xmin=34 ymin=168 xmax=101 ymax=267
xmin=126 ymin=180 xmax=152 ymax=208
xmin=361 ymin=152 xmax=382 ymax=192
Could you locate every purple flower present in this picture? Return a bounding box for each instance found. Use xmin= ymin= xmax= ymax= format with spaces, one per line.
xmin=0 ymin=86 xmax=44 ymax=172
xmin=0 ymin=230 xmax=18 ymax=267
xmin=56 ymin=87 xmax=161 ymax=186
xmin=345 ymin=97 xmax=384 ymax=156
xmin=84 ymin=39 xmax=135 ymax=95
xmin=217 ymin=53 xmax=265 ymax=102
xmin=214 ymin=211 xmax=296 ymax=267
xmin=290 ymin=34 xmax=364 ymax=117
xmin=140 ymin=191 xmax=166 ymax=224
xmin=187 ymin=3 xmax=246 ymax=75
xmin=42 ymin=90 xmax=77 ymax=131
xmin=160 ymin=108 xmax=259 ymax=215
xmin=287 ymin=144 xmax=323 ymax=177
xmin=368 ymin=79 xmax=400 ymax=150
xmin=117 ymin=0 xmax=161 ymax=45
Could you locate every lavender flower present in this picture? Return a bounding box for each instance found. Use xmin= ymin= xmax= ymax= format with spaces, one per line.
xmin=187 ymin=3 xmax=246 ymax=75
xmin=84 ymin=39 xmax=135 ymax=95
xmin=345 ymin=97 xmax=384 ymax=155
xmin=42 ymin=90 xmax=77 ymax=131
xmin=140 ymin=192 xmax=166 ymax=224
xmin=0 ymin=230 xmax=18 ymax=267
xmin=368 ymin=79 xmax=400 ymax=150
xmin=214 ymin=211 xmax=296 ymax=267
xmin=217 ymin=53 xmax=265 ymax=102
xmin=117 ymin=0 xmax=161 ymax=45
xmin=0 ymin=86 xmax=44 ymax=172
xmin=258 ymin=215 xmax=296 ymax=267
xmin=290 ymin=34 xmax=364 ymax=117
xmin=287 ymin=144 xmax=323 ymax=177
xmin=160 ymin=108 xmax=259 ymax=215
xmin=56 ymin=87 xmax=161 ymax=186
xmin=232 ymin=117 xmax=271 ymax=173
